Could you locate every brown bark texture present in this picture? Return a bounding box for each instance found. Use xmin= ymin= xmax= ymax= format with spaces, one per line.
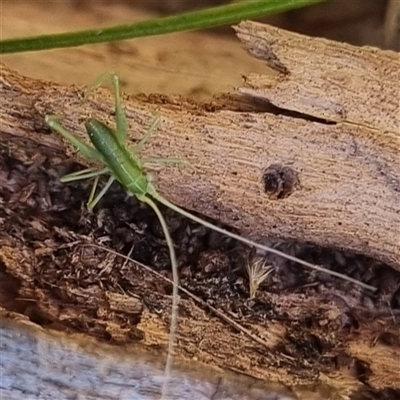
xmin=0 ymin=21 xmax=399 ymax=400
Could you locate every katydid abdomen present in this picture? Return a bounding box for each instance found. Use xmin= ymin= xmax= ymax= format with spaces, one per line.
xmin=85 ymin=119 xmax=150 ymax=197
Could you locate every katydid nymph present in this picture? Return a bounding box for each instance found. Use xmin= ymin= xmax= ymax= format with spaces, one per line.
xmin=45 ymin=73 xmax=375 ymax=398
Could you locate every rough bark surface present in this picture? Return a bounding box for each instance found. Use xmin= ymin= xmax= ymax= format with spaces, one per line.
xmin=1 ymin=21 xmax=399 ymax=400
xmin=2 ymin=24 xmax=400 ymax=269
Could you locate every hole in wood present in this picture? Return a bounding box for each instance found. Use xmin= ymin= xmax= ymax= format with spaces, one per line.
xmin=262 ymin=163 xmax=300 ymax=200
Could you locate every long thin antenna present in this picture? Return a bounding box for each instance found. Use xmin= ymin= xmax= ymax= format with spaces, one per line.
xmin=154 ymin=194 xmax=376 ymax=292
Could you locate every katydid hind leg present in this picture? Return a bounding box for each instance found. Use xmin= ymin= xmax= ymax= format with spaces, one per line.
xmin=84 ymin=72 xmax=115 ymax=100
xmin=60 ymin=167 xmax=109 ymax=183
xmin=110 ymin=73 xmax=128 ymax=144
xmin=133 ymin=116 xmax=161 ymax=153
xmin=45 ymin=115 xmax=101 ymax=161
xmin=85 ymin=72 xmax=127 ymax=143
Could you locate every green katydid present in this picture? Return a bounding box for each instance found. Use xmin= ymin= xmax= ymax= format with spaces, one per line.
xmin=45 ymin=73 xmax=375 ymax=398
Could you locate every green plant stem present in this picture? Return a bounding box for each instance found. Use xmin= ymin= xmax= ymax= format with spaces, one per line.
xmin=1 ymin=0 xmax=326 ymax=54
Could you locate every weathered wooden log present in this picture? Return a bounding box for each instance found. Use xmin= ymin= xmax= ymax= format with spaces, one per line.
xmin=0 ymin=313 xmax=294 ymax=400
xmin=1 ymin=21 xmax=399 ymax=400
xmin=1 ymin=22 xmax=399 ymax=269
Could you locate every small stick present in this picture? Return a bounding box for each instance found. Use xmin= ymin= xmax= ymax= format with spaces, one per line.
xmin=86 ymin=243 xmax=273 ymax=350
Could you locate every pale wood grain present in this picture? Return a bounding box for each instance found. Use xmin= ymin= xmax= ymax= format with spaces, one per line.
xmin=1 ymin=20 xmax=399 ymax=270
